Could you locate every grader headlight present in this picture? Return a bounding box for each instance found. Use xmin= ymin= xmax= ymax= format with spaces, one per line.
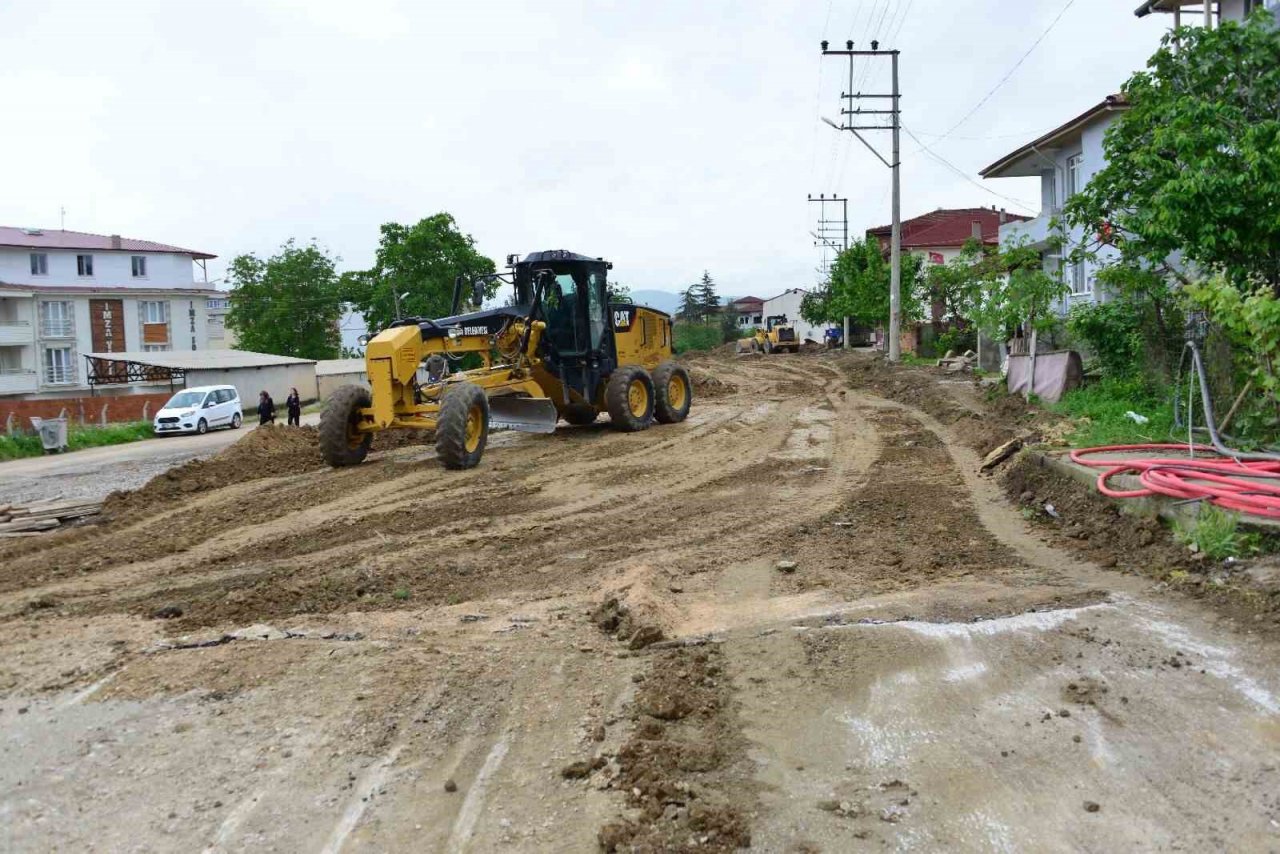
xmin=448 ymin=325 xmax=463 ymax=340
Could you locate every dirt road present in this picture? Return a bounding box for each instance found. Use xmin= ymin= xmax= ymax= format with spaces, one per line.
xmin=1 ymin=351 xmax=1277 ymax=852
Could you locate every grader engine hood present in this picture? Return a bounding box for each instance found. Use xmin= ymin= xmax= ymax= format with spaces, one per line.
xmin=389 ymin=305 xmax=529 ymax=342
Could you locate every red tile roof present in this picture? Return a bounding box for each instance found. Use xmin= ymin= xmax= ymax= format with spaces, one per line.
xmin=0 ymin=226 xmax=216 ymax=259
xmin=866 ymin=207 xmax=1032 ymax=249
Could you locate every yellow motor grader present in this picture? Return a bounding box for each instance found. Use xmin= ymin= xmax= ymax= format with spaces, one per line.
xmin=753 ymin=314 xmax=799 ymax=354
xmin=320 ymin=250 xmax=692 ymax=470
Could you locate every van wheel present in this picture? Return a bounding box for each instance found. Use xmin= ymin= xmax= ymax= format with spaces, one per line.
xmin=231 ymin=413 xmax=242 ymax=430
xmin=436 ymin=382 xmax=490 ymax=470
xmin=196 ymin=418 xmax=208 ymax=435
xmin=652 ymin=361 xmax=692 ymax=424
xmin=606 ymin=365 xmax=654 ymax=432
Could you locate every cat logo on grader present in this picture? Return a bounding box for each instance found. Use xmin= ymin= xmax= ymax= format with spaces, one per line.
xmin=321 ymin=250 xmax=692 ymax=470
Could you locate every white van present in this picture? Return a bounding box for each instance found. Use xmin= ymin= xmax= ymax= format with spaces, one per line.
xmin=153 ymin=385 xmax=243 ymax=435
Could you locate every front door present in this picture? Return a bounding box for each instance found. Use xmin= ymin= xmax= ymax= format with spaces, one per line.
xmin=539 ymin=265 xmax=615 ymax=401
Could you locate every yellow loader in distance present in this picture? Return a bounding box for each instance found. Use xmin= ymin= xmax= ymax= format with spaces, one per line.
xmin=320 ymin=250 xmax=692 ymax=470
xmin=753 ymin=314 xmax=799 ymax=354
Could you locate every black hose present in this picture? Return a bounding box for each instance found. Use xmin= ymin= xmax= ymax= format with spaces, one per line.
xmin=1173 ymin=340 xmax=1280 ymax=462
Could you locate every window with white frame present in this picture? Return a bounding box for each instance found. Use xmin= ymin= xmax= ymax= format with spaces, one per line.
xmin=141 ymin=300 xmax=169 ymax=324
xmin=131 ymin=255 xmax=147 ymax=277
xmin=1070 ymin=261 xmax=1091 ymax=296
xmin=29 ymin=253 xmax=48 ymax=275
xmin=77 ymin=254 xmax=94 ymax=276
xmin=40 ymin=300 xmax=73 ymax=336
xmin=142 ymin=343 xmax=171 ymax=352
xmin=1066 ymin=154 xmax=1083 ymax=199
xmin=43 ymin=346 xmax=74 ymax=384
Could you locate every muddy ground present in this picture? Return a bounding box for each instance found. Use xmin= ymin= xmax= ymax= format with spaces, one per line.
xmin=1 ymin=350 xmax=1278 ymax=852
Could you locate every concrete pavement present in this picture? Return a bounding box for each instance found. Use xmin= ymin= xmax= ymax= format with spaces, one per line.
xmin=0 ymin=413 xmax=320 ymax=505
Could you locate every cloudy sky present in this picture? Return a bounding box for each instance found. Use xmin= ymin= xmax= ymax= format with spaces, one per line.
xmin=0 ymin=0 xmax=1171 ymax=297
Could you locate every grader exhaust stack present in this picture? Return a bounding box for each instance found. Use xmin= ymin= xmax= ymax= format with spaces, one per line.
xmin=320 ymin=249 xmax=693 ymax=470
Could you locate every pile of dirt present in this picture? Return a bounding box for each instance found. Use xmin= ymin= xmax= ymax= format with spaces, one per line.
xmin=598 ymin=646 xmax=753 ymax=853
xmin=103 ymin=426 xmax=326 ymax=520
xmin=688 ymin=367 xmax=736 ymax=400
xmin=101 ymin=426 xmax=432 ymax=523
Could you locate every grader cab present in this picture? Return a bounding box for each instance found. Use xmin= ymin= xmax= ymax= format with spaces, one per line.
xmin=320 ymin=250 xmax=692 ymax=470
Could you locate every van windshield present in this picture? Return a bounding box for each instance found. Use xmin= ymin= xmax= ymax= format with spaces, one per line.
xmin=165 ymin=391 xmax=206 ymax=409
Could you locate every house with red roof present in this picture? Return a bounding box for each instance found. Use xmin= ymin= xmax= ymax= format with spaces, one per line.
xmin=0 ymin=226 xmax=223 ymax=397
xmin=866 ymin=206 xmax=1030 ymax=266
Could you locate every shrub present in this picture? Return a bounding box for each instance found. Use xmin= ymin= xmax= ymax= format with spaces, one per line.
xmin=673 ymin=323 xmax=722 ymax=354
xmin=1174 ymin=505 xmax=1257 ymax=561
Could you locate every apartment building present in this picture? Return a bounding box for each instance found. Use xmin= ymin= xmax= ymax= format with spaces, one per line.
xmin=0 ymin=226 xmax=220 ymax=397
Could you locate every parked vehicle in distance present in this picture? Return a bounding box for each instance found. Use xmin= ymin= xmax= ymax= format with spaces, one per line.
xmin=153 ymin=385 xmax=243 ymax=435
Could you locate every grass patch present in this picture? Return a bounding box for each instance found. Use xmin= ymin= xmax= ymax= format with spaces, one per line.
xmin=1174 ymin=505 xmax=1259 ymax=560
xmin=1051 ymin=376 xmax=1175 ymax=446
xmin=673 ymin=324 xmax=723 ymax=354
xmin=0 ymin=421 xmax=156 ymax=462
xmin=898 ymin=352 xmax=935 ymax=367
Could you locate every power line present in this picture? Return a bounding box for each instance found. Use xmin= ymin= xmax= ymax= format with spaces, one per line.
xmin=902 ymin=124 xmax=1038 ymax=212
xmin=926 ymin=0 xmax=1078 ymax=148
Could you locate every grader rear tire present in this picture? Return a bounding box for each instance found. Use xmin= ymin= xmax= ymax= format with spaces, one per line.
xmin=652 ymin=361 xmax=692 ymax=424
xmin=320 ymin=385 xmax=373 ymax=467
xmin=436 ymin=382 xmax=490 ymax=469
xmin=605 ymin=365 xmax=654 ymax=432
xmin=563 ymin=403 xmax=599 ymax=426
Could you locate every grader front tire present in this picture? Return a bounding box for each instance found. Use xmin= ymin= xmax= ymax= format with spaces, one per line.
xmin=320 ymin=385 xmax=373 ymax=467
xmin=652 ymin=361 xmax=692 ymax=424
xmin=436 ymin=382 xmax=490 ymax=470
xmin=606 ymin=366 xmax=654 ymax=432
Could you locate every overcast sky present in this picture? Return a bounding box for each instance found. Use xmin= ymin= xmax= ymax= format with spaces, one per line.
xmin=0 ymin=0 xmax=1170 ymax=296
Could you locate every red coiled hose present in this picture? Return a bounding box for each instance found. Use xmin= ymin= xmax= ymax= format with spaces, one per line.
xmin=1068 ymin=444 xmax=1280 ymax=519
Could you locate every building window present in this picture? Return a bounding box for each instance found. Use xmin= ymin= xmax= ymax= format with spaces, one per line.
xmin=131 ymin=256 xmax=147 ymax=277
xmin=77 ymin=254 xmax=94 ymax=276
xmin=1066 ymin=154 xmax=1083 ymax=199
xmin=141 ymin=300 xmax=168 ymax=324
xmin=40 ymin=300 xmax=74 ymax=337
xmin=1070 ymin=261 xmax=1091 ymax=296
xmin=30 ymin=253 xmax=48 ymax=276
xmin=143 ymin=343 xmax=172 ymax=352
xmin=43 ymin=346 xmax=75 ymax=384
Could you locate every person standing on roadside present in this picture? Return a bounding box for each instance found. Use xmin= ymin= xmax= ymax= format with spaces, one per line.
xmin=258 ymin=390 xmax=276 ymax=426
xmin=285 ymin=387 xmax=302 ymax=427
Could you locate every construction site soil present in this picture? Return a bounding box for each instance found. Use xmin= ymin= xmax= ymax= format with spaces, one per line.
xmin=2 ymin=349 xmax=1278 ymax=852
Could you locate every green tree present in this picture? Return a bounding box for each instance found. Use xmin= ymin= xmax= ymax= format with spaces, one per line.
xmin=607 ymin=281 xmax=633 ymax=302
xmin=677 ymin=284 xmax=702 ymax=323
xmin=968 ymin=239 xmax=1067 ymax=339
xmin=342 ymin=214 xmax=496 ymax=333
xmin=225 ymin=239 xmax=342 ymax=359
xmin=1064 ymin=12 xmax=1280 ymax=294
xmin=696 ymin=271 xmax=720 ymax=321
xmin=924 ymin=238 xmax=1002 ymax=324
xmin=822 ymin=237 xmax=924 ymax=329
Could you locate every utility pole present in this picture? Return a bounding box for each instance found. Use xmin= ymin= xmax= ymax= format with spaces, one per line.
xmin=808 ymin=193 xmax=850 ymax=348
xmin=820 ymin=39 xmax=902 ymax=361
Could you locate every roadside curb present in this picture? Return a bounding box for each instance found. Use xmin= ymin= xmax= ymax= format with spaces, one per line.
xmin=1023 ymin=447 xmax=1280 ymax=534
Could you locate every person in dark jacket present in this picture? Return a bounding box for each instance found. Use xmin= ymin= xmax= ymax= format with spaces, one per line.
xmin=285 ymin=388 xmax=302 ymax=427
xmin=257 ymin=390 xmax=276 ymax=425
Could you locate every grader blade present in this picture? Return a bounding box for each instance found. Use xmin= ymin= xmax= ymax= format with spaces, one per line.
xmin=488 ymin=396 xmax=559 ymax=434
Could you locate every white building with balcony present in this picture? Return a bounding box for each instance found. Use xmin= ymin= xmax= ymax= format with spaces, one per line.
xmin=1135 ymin=0 xmax=1278 ymax=27
xmin=979 ymin=95 xmax=1129 ymax=317
xmin=0 ymin=226 xmax=221 ymax=398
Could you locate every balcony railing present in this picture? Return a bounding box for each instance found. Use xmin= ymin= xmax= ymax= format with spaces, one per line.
xmin=0 ymin=368 xmax=39 ymax=395
xmin=0 ymin=320 xmax=34 ymax=346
